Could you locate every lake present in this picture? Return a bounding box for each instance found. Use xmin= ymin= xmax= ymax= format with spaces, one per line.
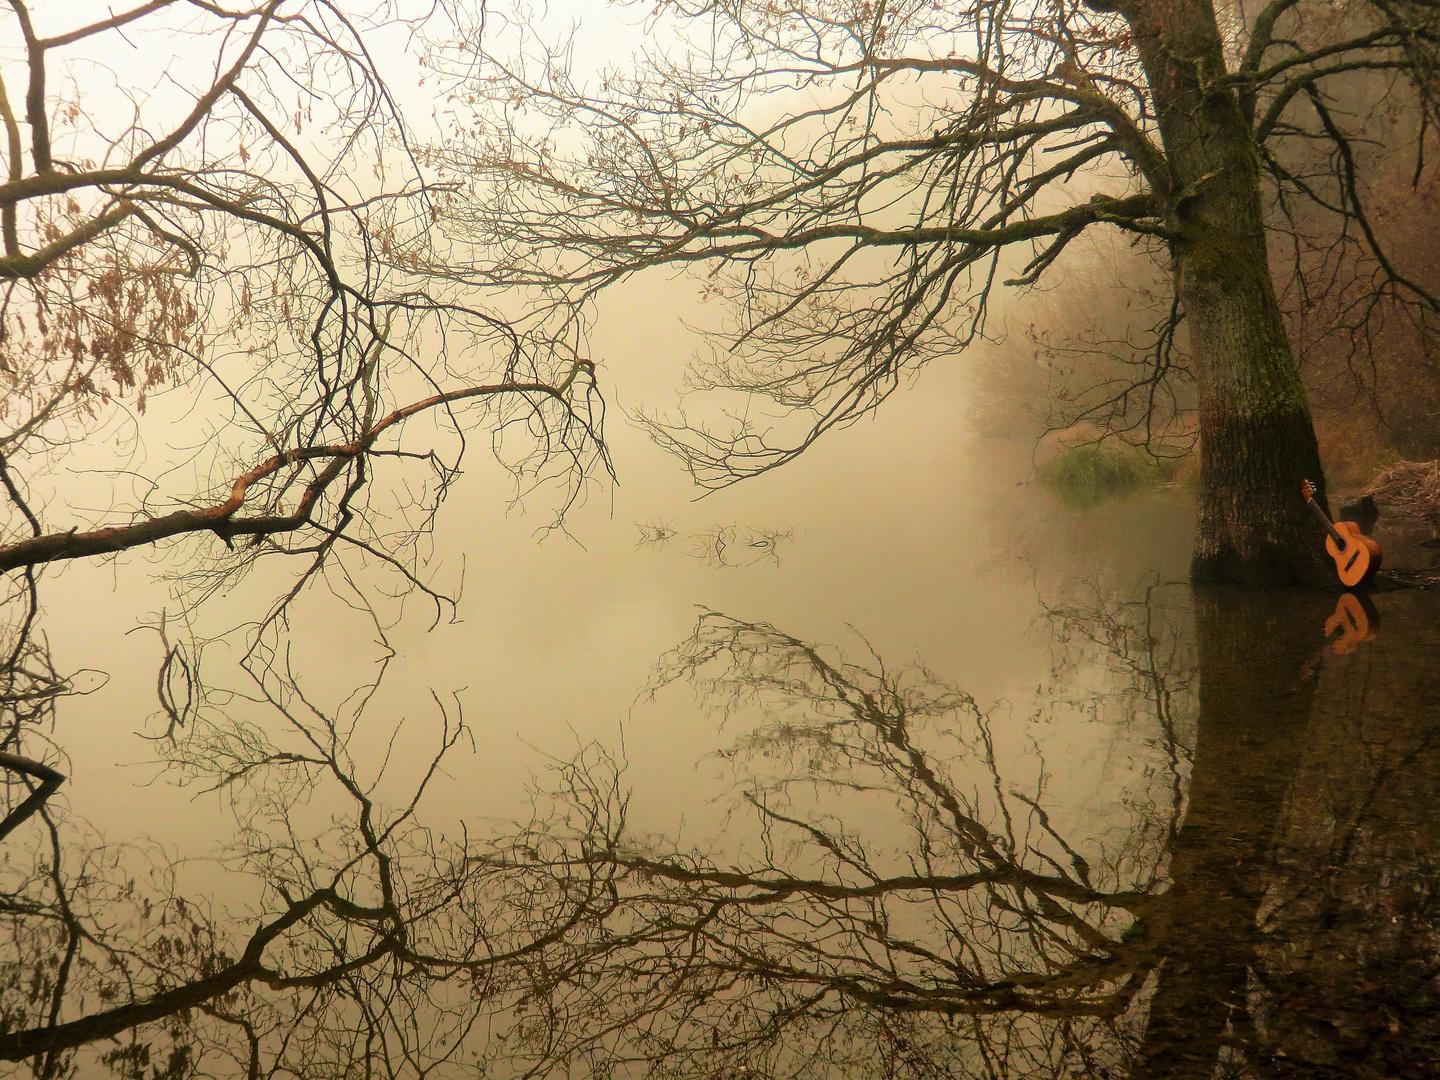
xmin=3 ymin=386 xmax=1438 ymax=1078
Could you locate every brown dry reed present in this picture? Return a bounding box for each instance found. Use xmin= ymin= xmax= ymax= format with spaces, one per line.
xmin=1363 ymin=460 xmax=1440 ymax=528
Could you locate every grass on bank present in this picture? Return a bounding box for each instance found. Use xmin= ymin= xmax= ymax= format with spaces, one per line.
xmin=1036 ymin=443 xmax=1190 ymax=507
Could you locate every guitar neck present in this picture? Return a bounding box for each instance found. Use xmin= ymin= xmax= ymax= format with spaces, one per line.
xmin=1305 ymin=494 xmax=1346 ymax=547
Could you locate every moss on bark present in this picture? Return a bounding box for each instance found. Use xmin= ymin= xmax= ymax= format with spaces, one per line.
xmin=1119 ymin=0 xmax=1333 ymax=585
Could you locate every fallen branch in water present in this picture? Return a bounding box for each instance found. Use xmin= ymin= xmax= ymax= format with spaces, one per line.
xmin=0 ymin=750 xmax=65 ymax=842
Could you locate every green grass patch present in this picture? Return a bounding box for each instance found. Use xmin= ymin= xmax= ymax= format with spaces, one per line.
xmin=1036 ymin=444 xmax=1187 ymax=507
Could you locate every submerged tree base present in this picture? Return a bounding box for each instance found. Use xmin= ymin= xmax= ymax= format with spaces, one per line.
xmin=1189 ymin=400 xmax=1334 ymax=587
xmin=1189 ymin=545 xmax=1307 ymax=588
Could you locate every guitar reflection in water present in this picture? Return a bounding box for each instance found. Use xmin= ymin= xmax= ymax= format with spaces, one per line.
xmin=1323 ymin=591 xmax=1379 ymax=655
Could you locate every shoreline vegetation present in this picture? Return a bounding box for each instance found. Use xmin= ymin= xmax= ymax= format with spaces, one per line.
xmin=1037 ymin=443 xmax=1440 ymax=535
xmin=1035 ymin=443 xmax=1193 ymax=507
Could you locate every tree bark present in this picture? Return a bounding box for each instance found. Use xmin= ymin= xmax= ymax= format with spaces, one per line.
xmin=1122 ymin=0 xmax=1333 ymax=585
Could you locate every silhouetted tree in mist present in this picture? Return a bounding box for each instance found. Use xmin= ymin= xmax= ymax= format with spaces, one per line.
xmin=436 ymin=0 xmax=1440 ymax=582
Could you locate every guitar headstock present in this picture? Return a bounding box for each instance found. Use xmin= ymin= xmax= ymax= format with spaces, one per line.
xmin=1301 ymin=478 xmax=1316 ymax=501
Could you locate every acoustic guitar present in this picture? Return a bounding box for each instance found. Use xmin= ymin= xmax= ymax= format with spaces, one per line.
xmin=1301 ymin=479 xmax=1381 ymax=587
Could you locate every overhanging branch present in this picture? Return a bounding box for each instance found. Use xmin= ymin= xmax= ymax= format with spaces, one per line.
xmin=0 ymin=369 xmax=594 ymax=573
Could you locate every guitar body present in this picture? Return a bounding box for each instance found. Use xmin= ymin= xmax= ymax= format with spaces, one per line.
xmin=1303 ymin=479 xmax=1384 ymax=588
xmin=1324 ymin=520 xmax=1382 ymax=587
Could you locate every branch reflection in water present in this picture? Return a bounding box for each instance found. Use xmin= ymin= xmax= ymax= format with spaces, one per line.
xmin=489 ymin=586 xmax=1440 ymax=1080
xmin=0 ymin=588 xmax=615 ymax=1077
xmin=3 ymin=579 xmax=1439 ymax=1077
xmin=490 ymin=593 xmax=1189 ymax=1079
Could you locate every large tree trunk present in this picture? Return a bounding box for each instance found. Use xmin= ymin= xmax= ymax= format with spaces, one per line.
xmin=1122 ymin=0 xmax=1333 ymax=585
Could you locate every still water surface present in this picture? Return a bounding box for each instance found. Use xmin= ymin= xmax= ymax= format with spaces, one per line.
xmin=8 ymin=396 xmax=1440 ymax=1077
